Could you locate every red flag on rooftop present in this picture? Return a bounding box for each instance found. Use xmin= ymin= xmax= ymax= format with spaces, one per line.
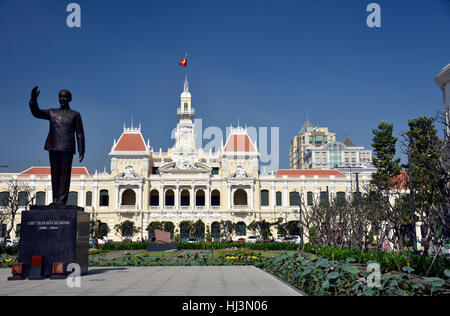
xmin=179 ymin=56 xmax=187 ymax=67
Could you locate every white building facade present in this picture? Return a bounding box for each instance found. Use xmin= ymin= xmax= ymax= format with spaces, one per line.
xmin=0 ymin=79 xmax=370 ymax=242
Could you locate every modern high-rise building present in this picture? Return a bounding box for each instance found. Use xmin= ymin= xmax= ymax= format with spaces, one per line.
xmin=290 ymin=119 xmax=372 ymax=170
xmin=303 ymin=135 xmax=373 ymax=169
xmin=289 ymin=119 xmax=336 ymax=169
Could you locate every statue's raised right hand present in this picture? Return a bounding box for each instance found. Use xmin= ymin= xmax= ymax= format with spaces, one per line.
xmin=31 ymin=86 xmax=40 ymax=100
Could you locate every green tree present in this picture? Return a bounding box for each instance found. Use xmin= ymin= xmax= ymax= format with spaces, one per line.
xmin=274 ymin=218 xmax=287 ymax=238
xmin=219 ymin=220 xmax=235 ymax=242
xmin=146 ymin=221 xmax=163 ymax=240
xmin=405 ymin=116 xmax=450 ymax=255
xmin=192 ymin=220 xmax=205 ymax=241
xmin=179 ymin=221 xmax=193 ymax=241
xmin=162 ymin=221 xmax=175 ymax=240
xmin=369 ymin=121 xmax=404 ymax=250
xmin=114 ymin=220 xmax=140 ymax=241
xmin=205 ymin=225 xmax=212 ymax=241
xmin=90 ymin=220 xmax=109 ymax=239
xmin=248 ymin=220 xmax=272 ymax=239
xmin=371 ymin=121 xmax=401 ymax=190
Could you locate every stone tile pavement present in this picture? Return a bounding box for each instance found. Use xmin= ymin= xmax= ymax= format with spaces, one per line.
xmin=0 ymin=266 xmax=304 ymax=296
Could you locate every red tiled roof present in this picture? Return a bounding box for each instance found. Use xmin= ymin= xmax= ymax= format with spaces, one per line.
xmin=391 ymin=170 xmax=409 ymax=190
xmin=276 ymin=169 xmax=345 ymax=176
xmin=20 ymin=167 xmax=90 ymax=176
xmin=224 ymin=134 xmax=256 ymax=153
xmin=114 ymin=133 xmax=147 ymax=152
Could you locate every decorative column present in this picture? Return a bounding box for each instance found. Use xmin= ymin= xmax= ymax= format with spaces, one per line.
xmin=159 ymin=186 xmax=164 ymax=210
xmin=301 ymin=181 xmax=306 ymax=206
xmin=80 ymin=185 xmax=85 ymax=207
xmin=138 ymin=184 xmax=143 ymax=211
xmin=190 ymin=185 xmax=195 ymax=211
xmin=115 ymin=184 xmax=119 ymax=210
xmin=47 ymin=184 xmax=52 ymax=205
xmin=206 ymin=185 xmax=210 ymax=211
xmin=227 ymin=184 xmax=231 ymax=210
xmin=93 ymin=183 xmax=98 ymax=209
xmin=250 ymin=185 xmax=254 ymax=210
xmin=271 ymin=182 xmax=275 ymax=211
xmin=283 ymin=182 xmax=288 ymax=207
xmin=175 ymin=185 xmax=180 ymax=210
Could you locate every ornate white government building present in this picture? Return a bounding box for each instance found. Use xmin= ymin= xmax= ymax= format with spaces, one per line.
xmin=0 ymin=79 xmax=372 ymax=241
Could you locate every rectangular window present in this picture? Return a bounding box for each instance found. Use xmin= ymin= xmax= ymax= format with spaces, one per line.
xmin=307 ymin=192 xmax=313 ymax=206
xmin=152 ymin=167 xmax=159 ymax=175
xmin=212 ymin=167 xmax=220 ymax=175
xmin=309 ymin=136 xmax=313 ymax=144
xmin=86 ymin=191 xmax=92 ymax=206
xmin=261 ymin=190 xmax=269 ymax=206
xmin=100 ymin=190 xmax=109 ymax=206
xmin=320 ymin=192 xmax=329 ymax=204
xmin=315 ymin=135 xmax=323 ymax=145
xmin=276 ymin=192 xmax=282 ymax=206
xmin=289 ymin=192 xmax=300 ymax=206
xmin=35 ymin=192 xmax=45 ymax=206
xmin=68 ymin=192 xmax=78 ymax=206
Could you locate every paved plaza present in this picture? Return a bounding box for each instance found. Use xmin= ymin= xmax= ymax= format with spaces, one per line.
xmin=0 ymin=266 xmax=304 ymax=296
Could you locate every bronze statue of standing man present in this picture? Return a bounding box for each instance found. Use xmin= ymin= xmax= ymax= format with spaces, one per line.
xmin=29 ymin=87 xmax=85 ymax=206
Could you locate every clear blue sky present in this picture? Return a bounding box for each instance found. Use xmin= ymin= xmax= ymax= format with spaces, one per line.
xmin=0 ymin=0 xmax=449 ymax=173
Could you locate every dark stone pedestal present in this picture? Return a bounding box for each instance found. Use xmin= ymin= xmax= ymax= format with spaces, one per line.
xmin=146 ymin=243 xmax=178 ymax=252
xmin=18 ymin=206 xmax=89 ymax=278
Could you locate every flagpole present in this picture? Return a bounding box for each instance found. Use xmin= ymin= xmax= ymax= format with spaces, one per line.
xmin=185 ymin=52 xmax=188 ymax=83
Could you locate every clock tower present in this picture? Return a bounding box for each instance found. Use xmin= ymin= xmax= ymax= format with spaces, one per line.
xmin=173 ymin=78 xmax=197 ymax=157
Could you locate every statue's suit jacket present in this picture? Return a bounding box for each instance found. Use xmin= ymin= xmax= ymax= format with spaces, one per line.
xmin=29 ymin=100 xmax=85 ymax=154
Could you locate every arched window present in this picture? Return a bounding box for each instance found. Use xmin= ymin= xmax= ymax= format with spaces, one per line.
xmin=18 ymin=191 xmax=28 ymax=207
xmin=260 ymin=190 xmax=269 ymax=206
xmin=196 ymin=190 xmax=205 ymax=207
xmin=35 ymin=191 xmax=46 ymax=206
xmin=180 ymin=190 xmax=190 ymax=206
xmin=276 ymin=192 xmax=282 ymax=206
xmin=184 ymin=102 xmax=188 ymax=112
xmin=165 ymin=190 xmax=174 ymax=207
xmin=85 ymin=191 xmax=92 ymax=207
xmin=150 ymin=190 xmax=159 ymax=206
xmin=289 ymin=192 xmax=300 ymax=206
xmin=211 ymin=190 xmax=220 ymax=207
xmin=0 ymin=192 xmax=9 ymax=207
xmin=68 ymin=192 xmax=78 ymax=206
xmin=121 ymin=189 xmax=136 ymax=206
xmin=307 ymin=191 xmax=314 ymax=206
xmin=233 ymin=189 xmax=247 ymax=206
xmin=236 ymin=222 xmax=246 ymax=236
xmin=100 ymin=190 xmax=109 ymax=206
